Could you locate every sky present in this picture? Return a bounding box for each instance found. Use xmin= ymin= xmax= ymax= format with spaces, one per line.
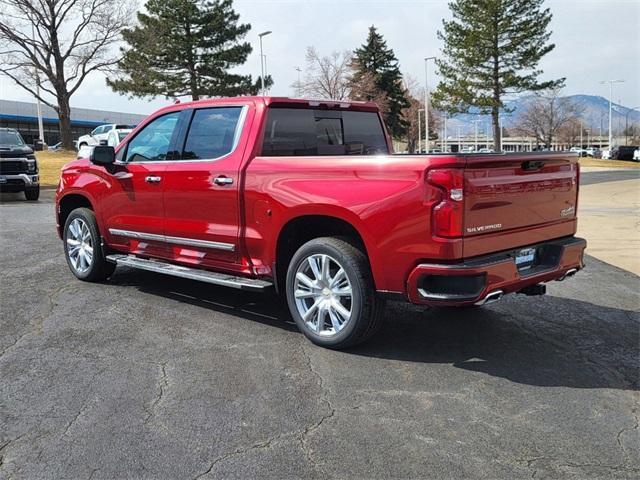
xmin=1 ymin=0 xmax=638 ymax=115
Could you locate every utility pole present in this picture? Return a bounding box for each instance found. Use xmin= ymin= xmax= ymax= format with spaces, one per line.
xmin=599 ymin=79 xmax=624 ymax=150
xmin=258 ymin=31 xmax=272 ymax=95
xmin=295 ymin=66 xmax=302 ymax=97
xmin=424 ymin=57 xmax=436 ymax=153
xmin=457 ymin=125 xmax=461 ymax=152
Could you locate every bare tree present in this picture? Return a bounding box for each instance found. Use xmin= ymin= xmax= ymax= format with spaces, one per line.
xmin=299 ymin=47 xmax=352 ymax=100
xmin=0 ymin=0 xmax=134 ymax=148
xmin=401 ymin=75 xmax=439 ymax=153
xmin=515 ymin=88 xmax=584 ymax=149
xmin=557 ymin=117 xmax=588 ymax=147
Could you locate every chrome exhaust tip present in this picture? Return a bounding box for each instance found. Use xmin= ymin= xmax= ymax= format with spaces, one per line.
xmin=474 ymin=290 xmax=504 ymax=306
xmin=556 ymin=268 xmax=578 ymax=282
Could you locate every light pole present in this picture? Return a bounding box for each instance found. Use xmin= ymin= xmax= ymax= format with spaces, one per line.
xmin=418 ymin=109 xmax=425 ymax=153
xmin=599 ymin=79 xmax=624 ymax=150
xmin=472 ymin=119 xmax=482 ymax=151
xmin=424 ymin=56 xmax=436 ymax=152
xmin=457 ymin=125 xmax=461 ymax=152
xmin=258 ymin=31 xmax=272 ymax=95
xmin=31 ymin=24 xmax=44 ymax=146
xmin=295 ymin=67 xmax=302 ymax=97
xmin=624 ymin=106 xmax=639 ymax=145
xmin=441 ymin=112 xmax=448 ymax=152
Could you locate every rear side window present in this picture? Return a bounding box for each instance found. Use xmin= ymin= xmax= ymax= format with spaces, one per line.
xmin=261 ymin=108 xmax=388 ymax=156
xmin=181 ymin=107 xmax=243 ymax=160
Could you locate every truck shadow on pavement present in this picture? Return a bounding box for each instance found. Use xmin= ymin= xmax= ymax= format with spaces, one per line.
xmin=111 ymin=267 xmax=639 ymax=392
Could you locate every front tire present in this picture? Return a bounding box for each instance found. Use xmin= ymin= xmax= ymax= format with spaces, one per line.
xmin=285 ymin=237 xmax=384 ymax=349
xmin=24 ymin=186 xmax=40 ymax=201
xmin=63 ymin=207 xmax=115 ymax=281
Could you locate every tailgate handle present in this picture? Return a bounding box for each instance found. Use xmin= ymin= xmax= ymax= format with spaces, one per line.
xmin=522 ymin=160 xmax=545 ymax=171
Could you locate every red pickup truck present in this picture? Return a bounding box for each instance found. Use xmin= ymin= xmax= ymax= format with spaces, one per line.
xmin=56 ymin=97 xmax=586 ymax=349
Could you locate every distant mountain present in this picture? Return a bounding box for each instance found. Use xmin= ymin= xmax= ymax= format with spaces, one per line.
xmin=443 ymin=95 xmax=640 ymax=136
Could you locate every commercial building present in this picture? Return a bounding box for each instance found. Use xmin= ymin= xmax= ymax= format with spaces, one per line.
xmin=0 ymin=99 xmax=146 ymax=146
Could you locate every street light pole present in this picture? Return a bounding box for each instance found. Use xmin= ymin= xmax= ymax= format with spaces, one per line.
xmin=424 ymin=57 xmax=436 ymax=153
xmin=599 ymin=79 xmax=624 ymax=150
xmin=418 ymin=109 xmax=422 ymax=153
xmin=258 ymin=31 xmax=272 ymax=95
xmin=31 ymin=24 xmax=44 ymax=146
xmin=442 ymin=113 xmax=447 ymax=152
xmin=472 ymin=119 xmax=482 ymax=151
xmin=295 ymin=67 xmax=302 ymax=97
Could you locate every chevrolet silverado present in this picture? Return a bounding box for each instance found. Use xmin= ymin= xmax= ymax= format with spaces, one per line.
xmin=55 ymin=97 xmax=586 ymax=349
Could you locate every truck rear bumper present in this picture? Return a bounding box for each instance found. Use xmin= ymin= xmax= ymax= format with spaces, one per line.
xmin=406 ymin=236 xmax=586 ymax=306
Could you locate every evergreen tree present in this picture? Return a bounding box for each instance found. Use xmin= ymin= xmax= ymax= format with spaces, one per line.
xmin=109 ymin=0 xmax=262 ymax=100
xmin=350 ymin=26 xmax=410 ymax=139
xmin=433 ymin=0 xmax=562 ymax=151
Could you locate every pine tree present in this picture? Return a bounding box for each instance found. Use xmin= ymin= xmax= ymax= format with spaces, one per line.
xmin=433 ymin=0 xmax=562 ymax=151
xmin=350 ymin=26 xmax=410 ymax=139
xmin=108 ymin=0 xmax=262 ymax=100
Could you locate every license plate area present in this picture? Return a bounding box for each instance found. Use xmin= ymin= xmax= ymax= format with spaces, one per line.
xmin=515 ymin=247 xmax=537 ymax=271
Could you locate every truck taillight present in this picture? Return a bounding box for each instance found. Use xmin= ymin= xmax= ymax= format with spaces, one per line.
xmin=427 ymin=169 xmax=464 ymax=238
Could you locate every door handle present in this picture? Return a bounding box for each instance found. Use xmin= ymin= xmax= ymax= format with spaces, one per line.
xmin=213 ymin=176 xmax=234 ymax=186
xmin=145 ymin=176 xmax=162 ymax=183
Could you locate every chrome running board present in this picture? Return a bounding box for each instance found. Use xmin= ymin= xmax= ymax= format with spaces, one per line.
xmin=106 ymin=254 xmax=273 ymax=292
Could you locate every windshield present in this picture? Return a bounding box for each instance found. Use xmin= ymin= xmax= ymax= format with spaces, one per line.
xmin=0 ymin=130 xmax=25 ymax=146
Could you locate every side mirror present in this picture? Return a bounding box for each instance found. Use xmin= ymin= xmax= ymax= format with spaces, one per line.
xmin=90 ymin=145 xmax=116 ymax=166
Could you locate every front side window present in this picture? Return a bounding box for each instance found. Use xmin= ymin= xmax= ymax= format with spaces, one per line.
xmin=125 ymin=112 xmax=180 ymax=163
xmin=180 ymin=107 xmax=243 ymax=160
xmin=261 ymin=108 xmax=388 ymax=156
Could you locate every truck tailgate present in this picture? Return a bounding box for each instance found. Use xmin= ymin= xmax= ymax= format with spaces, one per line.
xmin=463 ymin=153 xmax=578 ymax=257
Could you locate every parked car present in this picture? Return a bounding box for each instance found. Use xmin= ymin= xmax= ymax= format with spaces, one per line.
xmin=48 ymin=142 xmax=62 ymax=151
xmin=611 ymin=146 xmax=638 ymax=161
xmin=585 ymin=147 xmax=600 ymax=157
xmin=478 ymin=148 xmax=494 ymax=153
xmin=106 ymin=128 xmax=133 ymax=147
xmin=0 ymin=127 xmax=40 ymax=200
xmin=569 ymin=146 xmax=587 ymax=157
xmin=76 ymin=145 xmax=94 ymax=159
xmin=601 ymin=149 xmax=611 ymax=160
xmin=76 ymin=124 xmax=135 ymax=148
xmin=634 ymin=148 xmax=640 ymax=161
xmin=55 ymin=97 xmax=586 ymax=349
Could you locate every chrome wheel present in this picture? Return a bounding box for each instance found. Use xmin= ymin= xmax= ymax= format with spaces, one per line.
xmin=66 ymin=218 xmax=93 ymax=274
xmin=293 ymin=254 xmax=353 ymax=336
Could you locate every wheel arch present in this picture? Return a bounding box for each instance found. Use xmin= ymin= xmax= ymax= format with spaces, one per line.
xmin=274 ymin=212 xmax=379 ymax=292
xmin=57 ymin=193 xmax=95 ymax=238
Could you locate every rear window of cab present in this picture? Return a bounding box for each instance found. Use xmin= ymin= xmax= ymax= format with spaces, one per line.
xmin=261 ymin=108 xmax=388 ymax=156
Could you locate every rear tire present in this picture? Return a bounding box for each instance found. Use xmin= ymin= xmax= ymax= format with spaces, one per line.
xmin=63 ymin=207 xmax=115 ymax=282
xmin=24 ymin=186 xmax=40 ymax=201
xmin=285 ymin=237 xmax=385 ymax=349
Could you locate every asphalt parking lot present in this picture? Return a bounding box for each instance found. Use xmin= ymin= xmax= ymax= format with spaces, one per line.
xmin=1 ymin=177 xmax=639 ymax=479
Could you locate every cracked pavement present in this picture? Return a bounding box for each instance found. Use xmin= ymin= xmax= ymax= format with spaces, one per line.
xmin=1 ymin=189 xmax=639 ymax=479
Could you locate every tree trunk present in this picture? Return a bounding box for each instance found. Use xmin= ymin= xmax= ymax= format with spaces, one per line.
xmin=492 ymin=106 xmax=501 ymax=152
xmin=57 ymin=94 xmax=74 ymax=150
